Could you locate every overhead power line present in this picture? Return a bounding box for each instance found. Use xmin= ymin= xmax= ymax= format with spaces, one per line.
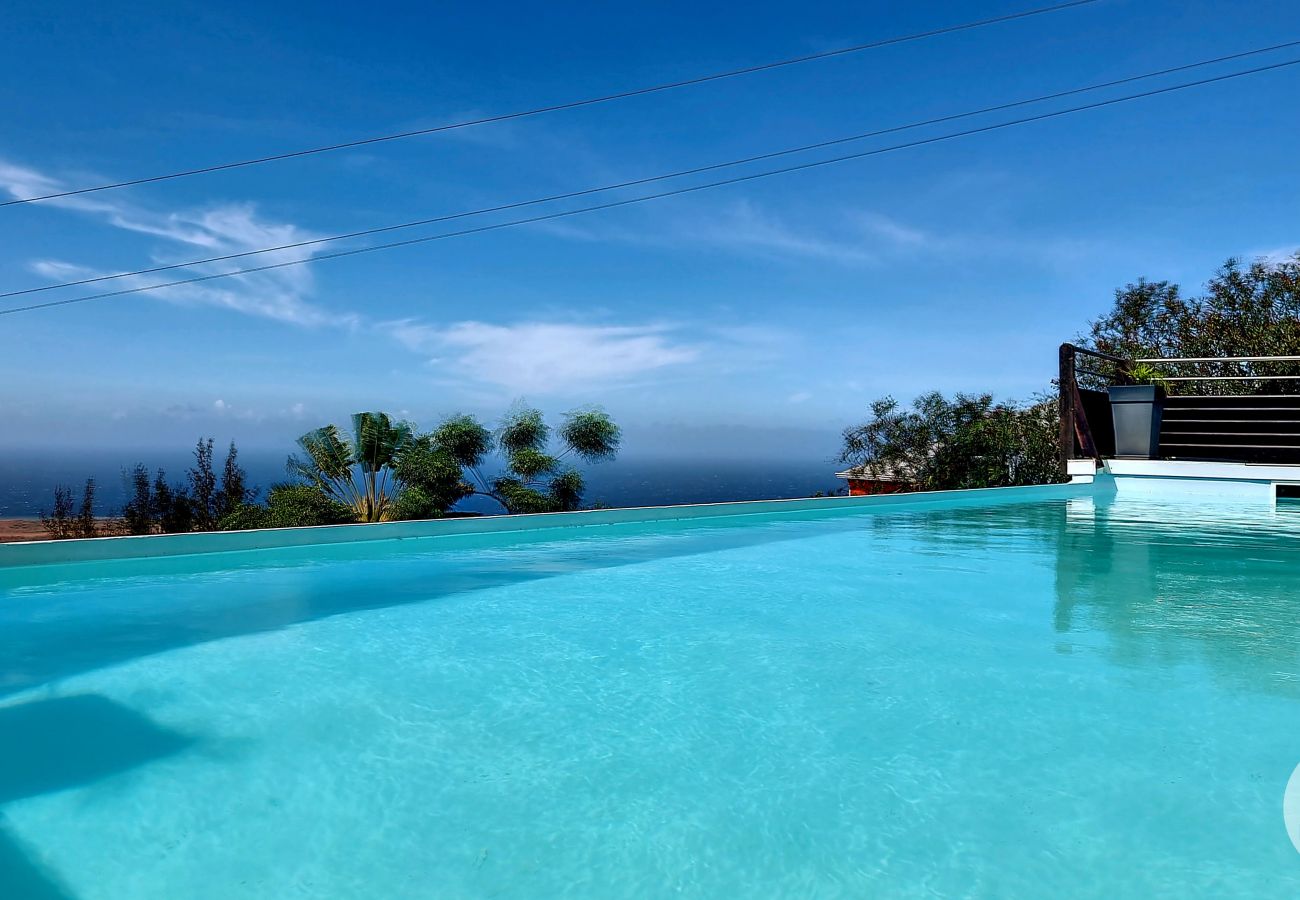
xmin=6 ymin=39 xmax=1298 ymax=302
xmin=0 ymin=0 xmax=1102 ymax=207
xmin=3 ymin=54 xmax=1297 ymax=318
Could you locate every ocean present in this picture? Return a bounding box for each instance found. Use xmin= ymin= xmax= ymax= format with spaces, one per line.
xmin=0 ymin=449 xmax=846 ymax=518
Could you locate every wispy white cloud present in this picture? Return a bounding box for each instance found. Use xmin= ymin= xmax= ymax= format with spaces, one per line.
xmin=685 ymin=200 xmax=876 ymax=265
xmin=536 ymin=199 xmax=877 ymax=266
xmin=854 ymin=212 xmax=928 ymax=248
xmin=0 ymin=159 xmax=354 ymax=327
xmin=382 ymin=319 xmax=703 ymax=393
xmin=538 ymin=198 xmax=1098 ymax=270
xmin=848 ymin=209 xmax=1100 ymax=268
xmin=1250 ymin=245 xmax=1300 ymax=265
xmin=0 ymin=160 xmax=791 ymax=396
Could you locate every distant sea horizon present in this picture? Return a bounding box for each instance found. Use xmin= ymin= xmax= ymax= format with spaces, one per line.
xmin=0 ymin=449 xmax=847 ymax=518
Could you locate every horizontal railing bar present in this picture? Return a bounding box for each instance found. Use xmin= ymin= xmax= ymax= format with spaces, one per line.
xmin=1165 ymin=395 xmax=1300 ymax=400
xmin=1161 ymin=375 xmax=1300 ymax=381
xmin=1163 ymin=442 xmax=1300 ymax=449
xmin=1136 ymin=355 xmax=1300 ymax=363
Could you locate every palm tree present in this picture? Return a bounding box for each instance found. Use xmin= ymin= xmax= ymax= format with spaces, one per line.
xmin=288 ymin=412 xmax=413 ymax=522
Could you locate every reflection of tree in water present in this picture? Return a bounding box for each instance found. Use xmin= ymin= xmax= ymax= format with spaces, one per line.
xmin=861 ymin=497 xmax=1069 ymax=554
xmin=1054 ymin=497 xmax=1300 ymax=699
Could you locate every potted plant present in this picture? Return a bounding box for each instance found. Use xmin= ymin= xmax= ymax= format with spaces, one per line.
xmin=1109 ymin=363 xmax=1168 ymax=459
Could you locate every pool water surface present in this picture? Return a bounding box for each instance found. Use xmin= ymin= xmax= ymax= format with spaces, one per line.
xmin=2 ymin=494 xmax=1299 ymax=898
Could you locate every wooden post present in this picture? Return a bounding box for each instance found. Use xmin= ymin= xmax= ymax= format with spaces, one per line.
xmin=1059 ymin=343 xmax=1076 ymax=476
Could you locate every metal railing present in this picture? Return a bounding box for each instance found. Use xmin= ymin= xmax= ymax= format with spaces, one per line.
xmin=1133 ymin=355 xmax=1300 ymax=382
xmin=1058 ymin=344 xmax=1300 ymax=469
xmin=1058 ymin=344 xmax=1124 ymax=470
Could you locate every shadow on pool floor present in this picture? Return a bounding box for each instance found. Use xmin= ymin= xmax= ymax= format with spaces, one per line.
xmin=0 ymin=693 xmax=193 ymax=805
xmin=0 ymin=694 xmax=194 ymax=899
xmin=0 ymin=822 xmax=77 ymax=900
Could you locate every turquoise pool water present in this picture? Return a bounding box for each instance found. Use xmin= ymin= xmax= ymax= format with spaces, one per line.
xmin=2 ymin=494 xmax=1299 ymax=898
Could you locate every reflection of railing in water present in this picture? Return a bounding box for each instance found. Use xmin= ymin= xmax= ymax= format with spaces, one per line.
xmin=1058 ymin=345 xmax=1300 ymax=468
xmin=1054 ymin=493 xmax=1300 ymax=700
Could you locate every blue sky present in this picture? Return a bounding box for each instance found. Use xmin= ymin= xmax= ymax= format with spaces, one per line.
xmin=2 ymin=0 xmax=1298 ymax=458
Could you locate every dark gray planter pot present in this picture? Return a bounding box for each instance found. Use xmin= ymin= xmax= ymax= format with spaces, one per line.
xmin=1109 ymin=384 xmax=1164 ymax=459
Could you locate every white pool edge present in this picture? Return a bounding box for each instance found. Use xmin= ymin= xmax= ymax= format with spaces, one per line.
xmin=0 ymin=482 xmax=1091 ymax=568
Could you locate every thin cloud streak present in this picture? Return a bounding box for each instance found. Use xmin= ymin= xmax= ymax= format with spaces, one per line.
xmin=1 ymin=159 xmax=785 ymax=394
xmin=382 ymin=319 xmax=704 ymax=393
xmin=0 ymin=158 xmax=351 ymax=326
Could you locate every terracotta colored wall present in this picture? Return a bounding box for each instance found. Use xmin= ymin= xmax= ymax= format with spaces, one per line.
xmin=847 ymin=479 xmax=906 ymax=497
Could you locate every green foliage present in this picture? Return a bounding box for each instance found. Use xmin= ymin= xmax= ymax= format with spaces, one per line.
xmin=152 ymin=470 xmax=193 ymax=534
xmin=431 ymin=414 xmax=492 ymax=468
xmin=1125 ymin=362 xmax=1170 ymax=390
xmin=288 ymin=412 xmax=414 ymax=522
xmin=40 ymin=485 xmax=75 ymax=538
xmin=98 ymin=440 xmax=254 ymax=536
xmin=291 ymin=424 xmax=354 ymax=487
xmin=216 ymin=504 xmax=271 ymax=531
xmin=547 ymin=469 xmax=586 ymax=512
xmin=121 ymin=464 xmax=155 ymax=535
xmin=187 ymin=438 xmax=252 ymax=529
xmin=75 ymin=478 xmax=98 ymax=538
xmin=506 ymin=447 xmax=558 ymax=479
xmin=389 ymin=485 xmax=447 ymax=522
xmin=497 ymin=404 xmax=549 ymax=455
xmin=117 ymin=466 xmax=194 ymax=535
xmin=218 ymin=484 xmax=357 ymax=530
xmin=218 ymin=441 xmax=255 ymax=518
xmin=285 ymin=404 xmax=620 ymax=519
xmin=188 ymin=438 xmax=219 ymax=531
xmin=475 ymin=404 xmax=617 ymax=513
xmin=1084 ymin=254 xmax=1300 ymax=394
xmin=390 ymin=434 xmax=474 ymax=519
xmin=353 ymin=411 xmax=413 ymax=476
xmin=559 ymin=409 xmax=621 ymax=462
xmin=489 ymin=476 xmax=558 ymax=514
xmin=263 ymin=484 xmax=357 ymax=528
xmin=840 ymin=392 xmax=1064 ymax=492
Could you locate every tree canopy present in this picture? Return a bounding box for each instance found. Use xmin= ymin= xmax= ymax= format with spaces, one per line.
xmin=841 ymin=253 xmax=1300 ymax=490
xmin=839 ymin=393 xmax=1062 ymax=491
xmin=267 ymin=403 xmax=621 ymax=525
xmin=1083 ymin=253 xmax=1300 ymax=393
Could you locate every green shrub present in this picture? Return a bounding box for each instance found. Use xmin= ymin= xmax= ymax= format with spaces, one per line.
xmin=219 ymin=484 xmax=357 ymax=530
xmin=217 ymin=504 xmax=272 ymax=531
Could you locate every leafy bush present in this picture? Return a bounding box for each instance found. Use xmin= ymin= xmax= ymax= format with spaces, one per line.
xmin=40 ymin=484 xmax=76 ymax=538
xmin=288 ymin=413 xmax=413 ymax=522
xmin=288 ymin=404 xmax=621 ymax=519
xmin=390 ymin=436 xmax=472 ymax=520
xmin=216 ymin=504 xmax=271 ymax=531
xmin=219 ymin=484 xmax=357 ymax=530
xmin=75 ymin=478 xmax=98 ymax=538
xmin=481 ymin=404 xmax=621 ymax=513
xmin=840 ymin=392 xmax=1064 ymax=491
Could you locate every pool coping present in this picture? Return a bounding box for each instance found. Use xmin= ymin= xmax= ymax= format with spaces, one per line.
xmin=0 ymin=481 xmax=1093 ymax=568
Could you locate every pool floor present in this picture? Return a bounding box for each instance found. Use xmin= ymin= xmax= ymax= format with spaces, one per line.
xmin=2 ymin=495 xmax=1299 ymax=897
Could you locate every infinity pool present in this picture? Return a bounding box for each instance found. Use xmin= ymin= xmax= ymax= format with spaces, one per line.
xmin=2 ymin=493 xmax=1299 ymax=898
